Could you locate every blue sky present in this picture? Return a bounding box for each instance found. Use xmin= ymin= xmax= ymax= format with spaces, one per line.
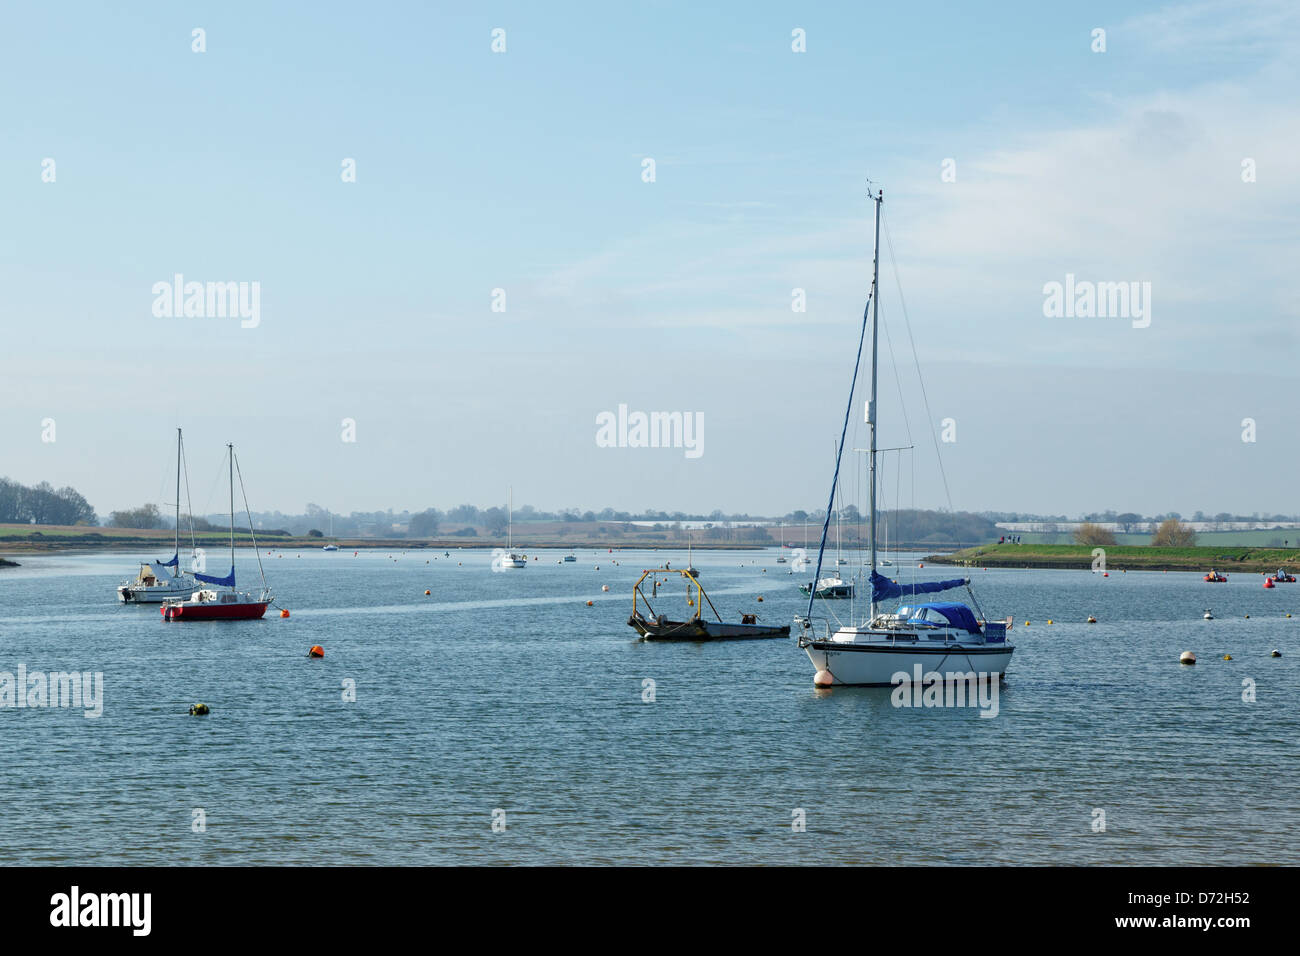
xmin=2 ymin=1 xmax=1298 ymax=519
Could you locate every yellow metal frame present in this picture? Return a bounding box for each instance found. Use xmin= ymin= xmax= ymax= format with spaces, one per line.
xmin=631 ymin=567 xmax=723 ymax=624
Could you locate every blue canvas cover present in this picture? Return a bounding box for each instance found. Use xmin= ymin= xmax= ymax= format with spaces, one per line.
xmin=159 ymin=553 xmax=178 ymax=568
xmin=194 ymin=566 xmax=236 ymax=587
xmin=870 ymin=570 xmax=968 ymax=604
xmin=900 ymin=602 xmax=981 ymax=634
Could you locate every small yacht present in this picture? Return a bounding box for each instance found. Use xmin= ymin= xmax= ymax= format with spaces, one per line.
xmin=161 ymin=443 xmax=272 ymax=622
xmin=117 ymin=428 xmax=199 ymax=603
xmin=794 ymin=186 xmax=1013 ymax=686
xmin=499 ymin=487 xmax=526 ymax=569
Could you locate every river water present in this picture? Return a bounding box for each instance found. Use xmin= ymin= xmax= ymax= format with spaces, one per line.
xmin=1 ymin=548 xmax=1295 ymax=864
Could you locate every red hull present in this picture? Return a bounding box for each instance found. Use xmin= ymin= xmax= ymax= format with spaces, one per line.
xmin=162 ymin=602 xmax=268 ymax=621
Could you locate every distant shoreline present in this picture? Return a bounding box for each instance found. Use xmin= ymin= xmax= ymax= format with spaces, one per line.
xmin=929 ymin=542 xmax=1300 ymax=574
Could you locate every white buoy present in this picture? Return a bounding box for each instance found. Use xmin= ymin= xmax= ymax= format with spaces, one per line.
xmin=1180 ymin=651 xmax=1197 ymax=665
xmin=814 ymin=670 xmax=834 ymax=687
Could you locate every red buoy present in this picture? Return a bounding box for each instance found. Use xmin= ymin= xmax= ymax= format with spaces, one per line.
xmin=280 ymin=608 xmax=290 ymax=618
xmin=308 ymin=645 xmax=324 ymax=658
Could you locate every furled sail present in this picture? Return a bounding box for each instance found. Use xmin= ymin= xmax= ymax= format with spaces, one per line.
xmin=194 ymin=566 xmax=236 ymax=587
xmin=871 ymin=571 xmax=968 ymax=603
xmin=159 ymin=553 xmax=179 ymax=568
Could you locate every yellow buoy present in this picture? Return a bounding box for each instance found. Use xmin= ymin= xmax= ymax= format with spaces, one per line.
xmin=1047 ymin=619 xmax=1053 ymax=625
xmin=1223 ymin=654 xmax=1232 ymax=661
xmin=189 ymin=703 xmax=210 ymax=715
xmin=1024 ymin=621 xmax=1030 ymax=626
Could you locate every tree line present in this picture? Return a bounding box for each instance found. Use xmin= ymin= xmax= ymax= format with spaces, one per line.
xmin=0 ymin=478 xmax=96 ymax=526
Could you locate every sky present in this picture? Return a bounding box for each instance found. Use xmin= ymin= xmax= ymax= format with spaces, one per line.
xmin=2 ymin=1 xmax=1298 ymax=520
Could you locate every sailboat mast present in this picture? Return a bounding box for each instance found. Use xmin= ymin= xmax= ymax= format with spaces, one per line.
xmin=228 ymin=443 xmax=235 ymax=588
xmin=867 ymin=189 xmax=883 ymax=618
xmin=508 ymin=486 xmax=512 ymax=550
xmin=174 ymin=428 xmax=181 ymax=563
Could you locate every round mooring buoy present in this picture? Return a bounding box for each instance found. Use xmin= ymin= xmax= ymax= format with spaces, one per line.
xmin=585 ymin=600 xmax=594 ymax=607
xmin=280 ymin=608 xmax=290 ymax=618
xmin=425 ymin=589 xmax=431 ymax=595
xmin=308 ymin=645 xmax=324 ymax=658
xmin=1180 ymin=651 xmax=1196 ymax=665
xmin=1223 ymin=654 xmax=1233 ymax=661
xmin=1087 ymin=616 xmax=1097 ymax=624
xmin=814 ymin=670 xmax=834 ymax=687
xmin=189 ymin=703 xmax=210 ymax=716
xmin=1272 ymin=650 xmax=1282 ymax=657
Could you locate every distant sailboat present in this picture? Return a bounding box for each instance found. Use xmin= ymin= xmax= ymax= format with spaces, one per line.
xmin=117 ymin=428 xmax=199 ymax=603
xmin=501 ymin=487 xmax=526 ymax=569
xmin=323 ymin=511 xmax=339 ymax=550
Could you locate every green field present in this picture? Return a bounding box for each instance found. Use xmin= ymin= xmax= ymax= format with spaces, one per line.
xmin=931 ymin=542 xmax=1300 ymax=573
xmin=1006 ymin=529 xmax=1300 ymax=547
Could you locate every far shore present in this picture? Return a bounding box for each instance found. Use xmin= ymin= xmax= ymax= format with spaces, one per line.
xmin=929 ymin=542 xmax=1300 ymax=574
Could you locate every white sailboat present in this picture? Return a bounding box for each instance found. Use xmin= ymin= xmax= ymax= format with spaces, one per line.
xmin=501 ymin=487 xmax=526 ymax=568
xmin=795 ymin=186 xmax=1013 ymax=687
xmin=323 ymin=511 xmax=339 ymax=550
xmin=117 ymin=428 xmax=200 ymax=603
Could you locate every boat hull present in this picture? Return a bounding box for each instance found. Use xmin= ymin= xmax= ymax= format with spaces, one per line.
xmin=804 ymin=641 xmax=1014 ymax=687
xmin=118 ymin=579 xmax=198 ymax=603
xmin=162 ymin=602 xmax=268 ymax=621
xmin=629 ymin=615 xmax=789 ymax=641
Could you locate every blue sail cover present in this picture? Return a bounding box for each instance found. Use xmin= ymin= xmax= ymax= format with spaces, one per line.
xmin=194 ymin=566 xmax=235 ymax=587
xmin=898 ymin=602 xmax=981 ymax=634
xmin=871 ymin=570 xmax=968 ymax=604
xmin=159 ymin=553 xmax=178 ymax=568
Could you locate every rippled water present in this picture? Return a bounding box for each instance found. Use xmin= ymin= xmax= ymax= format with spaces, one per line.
xmin=1 ymin=548 xmax=1296 ymax=865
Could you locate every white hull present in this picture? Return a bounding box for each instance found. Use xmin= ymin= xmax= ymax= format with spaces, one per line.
xmin=118 ymin=576 xmax=198 ymax=603
xmin=502 ymin=553 xmax=526 ymax=568
xmin=804 ymin=637 xmax=1013 ymax=687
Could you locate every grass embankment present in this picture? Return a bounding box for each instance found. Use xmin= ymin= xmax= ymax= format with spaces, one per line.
xmin=929 ymin=542 xmax=1300 ymax=573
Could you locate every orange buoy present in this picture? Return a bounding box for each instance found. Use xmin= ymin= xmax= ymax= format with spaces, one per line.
xmin=308 ymin=645 xmax=324 ymax=658
xmin=585 ymin=600 xmax=593 ymax=606
xmin=280 ymin=608 xmax=290 ymax=618
xmin=757 ymin=596 xmax=764 ymax=602
xmin=1264 ymin=578 xmax=1275 ymax=589
xmin=424 ymin=589 xmax=431 ymax=595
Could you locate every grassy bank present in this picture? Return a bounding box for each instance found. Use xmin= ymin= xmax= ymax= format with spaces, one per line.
xmin=929 ymin=542 xmax=1300 ymax=573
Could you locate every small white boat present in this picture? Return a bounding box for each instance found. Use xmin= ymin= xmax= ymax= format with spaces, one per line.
xmin=117 ymin=428 xmax=198 ymax=603
xmin=118 ymin=560 xmax=199 ymax=603
xmin=500 ymin=487 xmax=526 ymax=569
